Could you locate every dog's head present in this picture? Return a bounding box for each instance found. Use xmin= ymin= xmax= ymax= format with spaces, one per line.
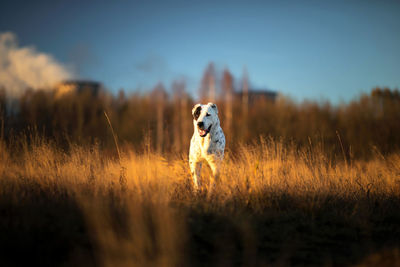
xmin=192 ymin=102 xmax=219 ymax=137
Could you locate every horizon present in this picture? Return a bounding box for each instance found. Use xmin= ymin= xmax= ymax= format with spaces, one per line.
xmin=1 ymin=0 xmax=400 ymax=103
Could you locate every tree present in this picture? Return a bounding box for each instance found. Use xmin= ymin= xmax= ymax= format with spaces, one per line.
xmin=241 ymin=67 xmax=249 ymax=141
xmin=172 ymin=79 xmax=189 ymax=153
xmin=151 ymin=83 xmax=167 ymax=153
xmin=222 ymin=68 xmax=233 ymax=142
xmin=199 ymin=62 xmax=217 ymax=102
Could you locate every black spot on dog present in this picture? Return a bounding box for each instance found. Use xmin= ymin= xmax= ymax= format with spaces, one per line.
xmin=193 ymin=106 xmax=201 ymax=120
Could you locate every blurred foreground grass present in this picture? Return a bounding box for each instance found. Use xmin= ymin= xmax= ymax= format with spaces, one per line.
xmin=1 ymin=137 xmax=400 ymax=266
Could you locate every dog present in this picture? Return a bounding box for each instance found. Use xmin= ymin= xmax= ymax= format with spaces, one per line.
xmin=189 ymin=102 xmax=225 ymax=190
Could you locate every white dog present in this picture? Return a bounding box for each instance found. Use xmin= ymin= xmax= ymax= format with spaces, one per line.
xmin=189 ymin=102 xmax=225 ymax=190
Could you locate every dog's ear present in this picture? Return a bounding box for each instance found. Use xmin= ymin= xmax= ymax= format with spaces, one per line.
xmin=208 ymin=102 xmax=218 ymax=114
xmin=192 ymin=104 xmax=202 ymax=120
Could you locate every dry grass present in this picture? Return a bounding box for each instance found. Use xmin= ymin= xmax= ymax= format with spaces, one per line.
xmin=1 ymin=137 xmax=400 ymax=266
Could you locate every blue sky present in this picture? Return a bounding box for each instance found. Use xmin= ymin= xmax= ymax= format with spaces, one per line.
xmin=1 ymin=0 xmax=399 ymax=103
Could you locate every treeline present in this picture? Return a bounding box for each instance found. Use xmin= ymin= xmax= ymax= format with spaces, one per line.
xmin=1 ymin=83 xmax=399 ymax=159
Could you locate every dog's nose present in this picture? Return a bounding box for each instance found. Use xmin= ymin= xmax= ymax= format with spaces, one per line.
xmin=197 ymin=121 xmax=204 ymax=129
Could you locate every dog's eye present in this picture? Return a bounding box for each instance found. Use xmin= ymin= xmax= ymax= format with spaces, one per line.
xmin=206 ymin=113 xmax=211 ymax=117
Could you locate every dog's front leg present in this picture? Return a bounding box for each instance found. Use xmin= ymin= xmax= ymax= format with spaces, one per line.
xmin=189 ymin=160 xmax=202 ymax=190
xmin=208 ymin=154 xmax=221 ymax=177
xmin=207 ymin=157 xmax=221 ymax=190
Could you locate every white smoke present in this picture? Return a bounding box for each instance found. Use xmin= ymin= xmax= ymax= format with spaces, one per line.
xmin=0 ymin=32 xmax=73 ymax=97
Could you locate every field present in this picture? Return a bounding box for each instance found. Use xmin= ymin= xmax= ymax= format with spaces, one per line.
xmin=1 ymin=136 xmax=400 ymax=266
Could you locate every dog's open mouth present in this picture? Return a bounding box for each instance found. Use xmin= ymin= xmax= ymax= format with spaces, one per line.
xmin=198 ymin=124 xmax=212 ymax=137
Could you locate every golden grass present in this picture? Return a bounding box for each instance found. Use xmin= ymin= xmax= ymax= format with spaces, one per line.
xmin=1 ymin=137 xmax=400 ymax=266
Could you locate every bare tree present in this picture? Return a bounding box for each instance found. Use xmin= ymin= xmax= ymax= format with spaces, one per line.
xmin=172 ymin=79 xmax=189 ymax=153
xmin=222 ymin=69 xmax=233 ymax=141
xmin=199 ymin=62 xmax=217 ymax=102
xmin=241 ymin=67 xmax=249 ymax=141
xmin=151 ymin=83 xmax=167 ymax=154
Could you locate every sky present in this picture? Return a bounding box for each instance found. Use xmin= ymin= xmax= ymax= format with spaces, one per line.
xmin=0 ymin=0 xmax=399 ymax=103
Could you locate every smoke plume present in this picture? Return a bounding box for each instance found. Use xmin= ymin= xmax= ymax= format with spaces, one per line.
xmin=0 ymin=32 xmax=73 ymax=97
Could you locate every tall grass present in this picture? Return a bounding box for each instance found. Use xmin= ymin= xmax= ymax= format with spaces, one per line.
xmin=1 ymin=136 xmax=400 ymax=266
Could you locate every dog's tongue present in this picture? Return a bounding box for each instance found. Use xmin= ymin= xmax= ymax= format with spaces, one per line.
xmin=199 ymin=129 xmax=206 ymax=136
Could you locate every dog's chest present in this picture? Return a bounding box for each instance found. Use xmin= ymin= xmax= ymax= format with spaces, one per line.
xmin=190 ymin=124 xmax=225 ymax=162
xmin=192 ymin=136 xmax=210 ymax=155
xmin=198 ymin=131 xmax=223 ymax=155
